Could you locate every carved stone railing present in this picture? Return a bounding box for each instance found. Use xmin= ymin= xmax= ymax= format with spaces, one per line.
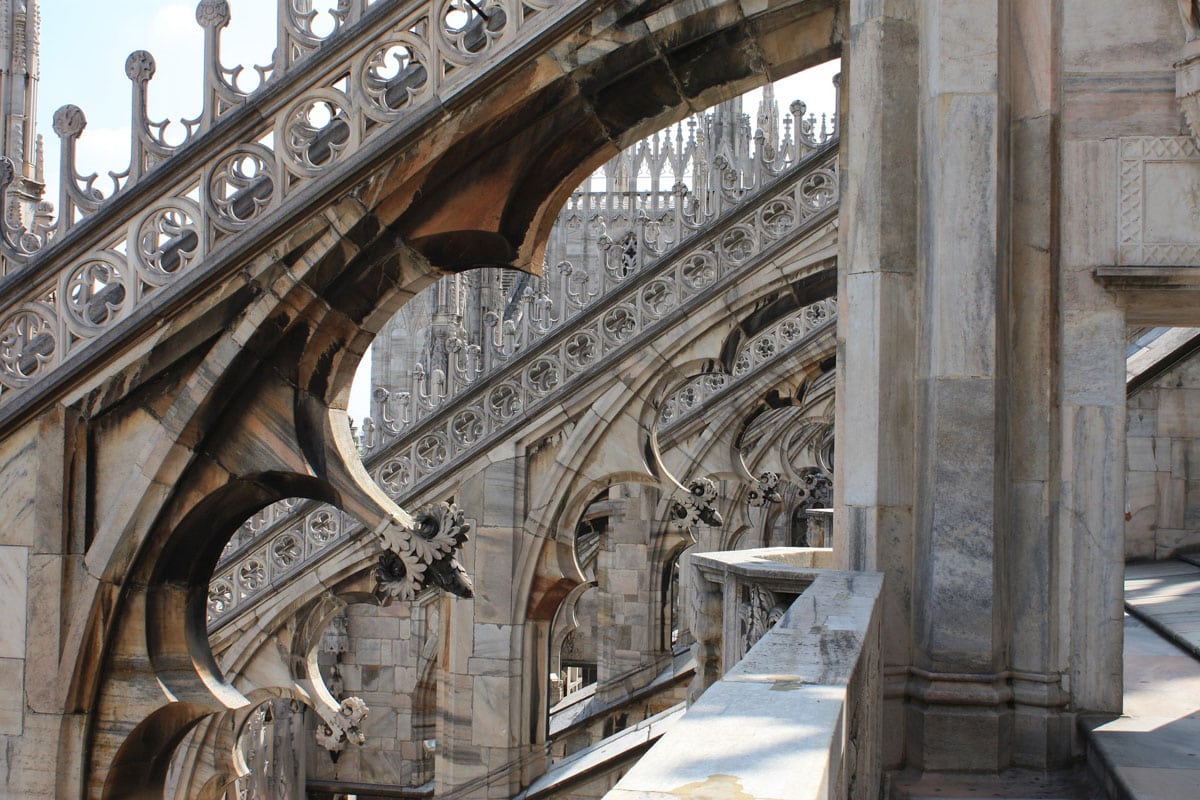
xmin=657 ymin=298 xmax=836 ymax=429
xmin=603 ymin=549 xmax=883 ymax=800
xmin=363 ymin=92 xmax=836 ymax=451
xmin=208 ymin=147 xmax=839 ymax=628
xmin=0 ymin=0 xmax=594 ymax=410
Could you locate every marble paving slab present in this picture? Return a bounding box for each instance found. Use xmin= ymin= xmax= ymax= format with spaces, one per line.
xmin=1081 ymin=565 xmax=1200 ymax=800
xmin=1125 ymin=559 xmax=1200 ymax=660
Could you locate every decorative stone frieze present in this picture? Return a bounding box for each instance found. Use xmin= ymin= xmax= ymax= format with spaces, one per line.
xmin=1118 ymin=136 xmax=1200 ymax=265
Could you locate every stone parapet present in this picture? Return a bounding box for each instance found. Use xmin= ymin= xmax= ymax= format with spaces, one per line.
xmin=605 ymin=548 xmax=881 ymax=800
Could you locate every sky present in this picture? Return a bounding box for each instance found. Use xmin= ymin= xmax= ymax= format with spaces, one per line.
xmin=39 ymin=1 xmax=280 ymax=192
xmin=35 ymin=1 xmax=839 ymax=424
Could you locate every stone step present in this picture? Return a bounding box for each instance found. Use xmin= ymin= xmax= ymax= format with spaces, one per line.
xmin=1124 ymin=560 xmax=1200 ymax=662
xmin=887 ymin=767 xmax=1095 ymax=800
xmin=1079 ymin=566 xmax=1200 ymax=800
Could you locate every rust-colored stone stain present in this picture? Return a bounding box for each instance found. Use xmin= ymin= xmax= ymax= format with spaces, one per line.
xmin=670 ymin=773 xmax=755 ymax=799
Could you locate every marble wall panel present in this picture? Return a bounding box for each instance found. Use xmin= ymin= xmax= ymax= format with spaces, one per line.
xmin=471 ymin=675 xmax=512 ymax=747
xmin=839 ymin=270 xmax=916 ymax=510
xmin=1007 ymin=479 xmax=1054 ymax=675
xmin=473 ymin=623 xmax=511 ymax=660
xmin=1060 ymin=402 xmax=1126 ymax=713
xmin=1061 ymin=0 xmax=1178 ymax=73
xmin=0 ymin=426 xmax=36 ymax=547
xmin=920 ymin=0 xmax=999 ymax=94
xmin=1118 ymin=138 xmax=1200 ymax=265
xmin=0 ymin=657 xmax=23 ymax=734
xmin=914 ymin=377 xmax=998 ymax=671
xmin=470 ymin=528 xmax=516 ymax=626
xmin=1063 ymin=75 xmax=1178 ymax=140
xmin=0 ymin=546 xmax=28 ymax=659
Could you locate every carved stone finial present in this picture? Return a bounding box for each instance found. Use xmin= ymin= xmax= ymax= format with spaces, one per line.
xmin=314 ymin=696 xmax=368 ymax=752
xmin=195 ymin=0 xmax=231 ymax=29
xmin=125 ymin=50 xmax=156 ymax=82
xmin=52 ymin=105 xmax=86 ymax=138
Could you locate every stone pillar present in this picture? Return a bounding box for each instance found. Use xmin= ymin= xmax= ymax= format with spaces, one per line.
xmin=1054 ymin=0 xmax=1169 ymax=725
xmin=835 ymin=0 xmax=920 ymax=769
xmin=1005 ymin=0 xmax=1074 ymax=768
xmin=907 ymin=0 xmax=1011 ymax=771
xmin=594 ymin=484 xmax=662 ymax=705
xmin=437 ymin=455 xmax=527 ymax=799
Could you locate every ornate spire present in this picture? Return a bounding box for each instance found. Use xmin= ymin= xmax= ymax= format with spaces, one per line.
xmin=0 ymin=0 xmax=43 ymax=228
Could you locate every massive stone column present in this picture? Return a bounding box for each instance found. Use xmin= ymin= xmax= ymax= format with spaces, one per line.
xmin=835 ymin=0 xmax=920 ymax=769
xmin=1056 ymin=0 xmax=1184 ymax=726
xmin=907 ymin=0 xmax=1012 ymax=771
xmin=1005 ymin=0 xmax=1074 ymax=768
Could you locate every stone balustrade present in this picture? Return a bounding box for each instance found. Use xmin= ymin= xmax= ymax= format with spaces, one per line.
xmin=0 ymin=0 xmax=593 ymax=413
xmin=603 ymin=548 xmax=882 ymax=800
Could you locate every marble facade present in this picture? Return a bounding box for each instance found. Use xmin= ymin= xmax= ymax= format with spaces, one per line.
xmin=0 ymin=0 xmax=1199 ymax=797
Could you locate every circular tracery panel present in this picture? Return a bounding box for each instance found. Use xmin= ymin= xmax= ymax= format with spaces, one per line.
xmin=60 ymin=254 xmax=128 ymax=336
xmin=679 ymin=251 xmax=717 ymax=290
xmin=132 ymin=200 xmax=203 ymax=285
xmin=563 ymin=331 xmax=598 ymax=371
xmin=0 ymin=304 xmax=56 ymax=387
xmin=208 ymin=145 xmax=276 ymax=230
xmin=718 ymin=225 xmax=756 ymax=265
xmin=758 ymin=198 xmax=797 ymax=237
xmin=438 ymin=0 xmax=509 ymax=58
xmin=278 ymin=90 xmax=356 ymax=177
xmin=377 ymin=458 xmax=413 ymax=495
xmin=307 ymin=508 xmax=342 ymax=547
xmin=450 ymin=408 xmax=485 ymax=448
xmin=487 ymin=382 xmax=522 ymax=422
xmin=358 ymin=37 xmax=432 ymax=119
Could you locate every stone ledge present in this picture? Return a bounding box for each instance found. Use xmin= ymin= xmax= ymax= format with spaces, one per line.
xmin=605 ymin=553 xmax=883 ymax=800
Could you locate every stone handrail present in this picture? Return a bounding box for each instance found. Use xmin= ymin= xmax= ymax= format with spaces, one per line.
xmin=207 ymin=147 xmax=839 ymax=629
xmin=604 ymin=548 xmax=883 ymax=800
xmin=0 ymin=0 xmax=594 ymax=412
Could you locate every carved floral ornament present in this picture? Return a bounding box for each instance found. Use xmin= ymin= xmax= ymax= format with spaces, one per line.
xmin=314 ymin=696 xmax=368 ymax=752
xmin=374 ymin=501 xmax=474 ymax=602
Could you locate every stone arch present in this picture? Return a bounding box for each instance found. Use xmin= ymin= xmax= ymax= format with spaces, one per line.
xmin=548 ymin=580 xmax=596 ymax=704
xmin=514 ymin=240 xmax=838 ymax=635
xmin=102 ymin=701 xmax=218 ymax=800
xmin=84 ymin=5 xmax=847 ymax=788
